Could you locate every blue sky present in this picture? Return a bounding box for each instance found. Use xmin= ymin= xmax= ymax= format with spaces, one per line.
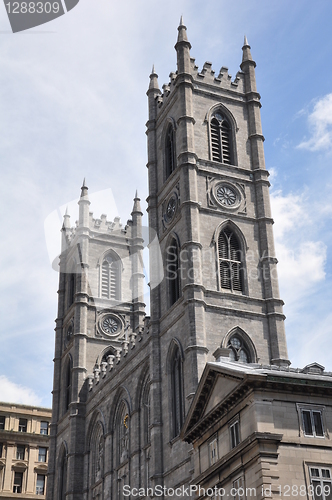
xmin=0 ymin=0 xmax=331 ymax=407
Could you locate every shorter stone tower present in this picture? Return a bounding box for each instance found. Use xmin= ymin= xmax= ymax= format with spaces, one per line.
xmin=47 ymin=182 xmax=146 ymax=499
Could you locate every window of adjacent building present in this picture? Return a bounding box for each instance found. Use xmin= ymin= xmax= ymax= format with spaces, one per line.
xmin=209 ymin=437 xmax=218 ymax=465
xmin=210 ymin=112 xmax=232 ymax=164
xmin=232 ymin=476 xmax=245 ymax=500
xmin=40 ymin=421 xmax=49 ymax=435
xmin=18 ymin=418 xmax=27 ymax=432
xmin=36 ymin=474 xmax=45 ymax=495
xmin=16 ymin=445 xmax=25 ymax=460
xmin=101 ymin=253 xmax=121 ymax=300
xmin=0 ymin=443 xmax=3 ymax=458
xmin=309 ymin=467 xmax=332 ymax=500
xmin=218 ymin=227 xmax=243 ymax=293
xmin=0 ymin=415 xmax=5 ymax=430
xmin=230 ymin=420 xmax=240 ymax=448
xmin=13 ymin=472 xmax=23 ymax=493
xmin=302 ymin=409 xmax=324 ymax=437
xmin=38 ymin=447 xmax=47 ymax=462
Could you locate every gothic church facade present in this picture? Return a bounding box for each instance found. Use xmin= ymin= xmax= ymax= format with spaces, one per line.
xmin=47 ymin=20 xmax=290 ymax=500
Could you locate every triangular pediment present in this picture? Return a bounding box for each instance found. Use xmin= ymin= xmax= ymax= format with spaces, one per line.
xmin=202 ymin=375 xmax=239 ymax=417
xmin=182 ymin=363 xmax=247 ymax=442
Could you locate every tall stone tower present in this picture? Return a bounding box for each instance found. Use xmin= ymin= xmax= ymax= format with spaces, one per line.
xmin=146 ymin=17 xmax=289 ymax=487
xmin=47 ymin=20 xmax=289 ymax=500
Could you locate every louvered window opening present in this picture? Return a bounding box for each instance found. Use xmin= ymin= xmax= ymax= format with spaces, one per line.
xmin=211 ymin=115 xmax=231 ymax=164
xmin=218 ymin=228 xmax=243 ymax=292
xmin=167 ymin=242 xmax=180 ymax=306
xmin=102 ymin=256 xmax=119 ymax=300
xmin=165 ymin=126 xmax=176 ymax=178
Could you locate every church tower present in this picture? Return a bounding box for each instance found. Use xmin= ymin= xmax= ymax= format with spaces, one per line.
xmin=47 ymin=183 xmax=146 ymax=499
xmin=146 ymin=17 xmax=289 ymax=488
xmin=47 ymin=20 xmax=289 ymax=500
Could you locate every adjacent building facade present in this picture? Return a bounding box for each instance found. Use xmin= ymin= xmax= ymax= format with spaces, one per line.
xmin=46 ymin=19 xmax=329 ymax=500
xmin=182 ymin=361 xmax=332 ymax=500
xmin=0 ymin=402 xmax=51 ymax=498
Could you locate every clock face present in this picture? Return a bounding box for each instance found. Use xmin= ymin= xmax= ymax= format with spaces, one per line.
xmin=216 ymin=185 xmax=237 ymax=207
xmin=165 ymin=195 xmax=177 ymax=222
xmin=102 ymin=316 xmax=119 ymax=335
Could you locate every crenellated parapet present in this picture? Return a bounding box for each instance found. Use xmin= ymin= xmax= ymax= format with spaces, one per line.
xmin=153 ymin=58 xmax=245 ymax=112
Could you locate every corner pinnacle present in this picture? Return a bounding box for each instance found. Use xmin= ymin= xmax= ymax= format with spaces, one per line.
xmin=149 ymin=65 xmax=160 ymax=91
xmin=241 ymin=35 xmax=255 ymax=66
xmin=132 ymin=190 xmax=142 ymax=215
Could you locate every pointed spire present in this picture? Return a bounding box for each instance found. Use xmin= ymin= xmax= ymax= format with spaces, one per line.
xmin=149 ymin=64 xmax=160 ymax=91
xmin=241 ymin=35 xmax=255 ymax=66
xmin=132 ymin=190 xmax=142 ymax=215
xmin=177 ymin=15 xmax=190 ymax=45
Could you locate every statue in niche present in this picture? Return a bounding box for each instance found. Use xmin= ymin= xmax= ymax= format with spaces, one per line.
xmin=95 ymin=436 xmax=103 ymax=480
xmin=120 ymin=414 xmax=129 ymax=462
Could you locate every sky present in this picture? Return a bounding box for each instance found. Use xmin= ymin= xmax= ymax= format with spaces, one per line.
xmin=0 ymin=0 xmax=331 ymax=408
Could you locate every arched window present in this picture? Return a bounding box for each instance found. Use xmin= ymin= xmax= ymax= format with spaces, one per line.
xmin=142 ymin=380 xmax=151 ymax=445
xmin=101 ymin=253 xmax=121 ymax=300
xmin=171 ymin=344 xmax=184 ymax=438
xmin=218 ymin=227 xmax=243 ymax=293
xmin=91 ymin=424 xmax=104 ymax=484
xmin=141 ymin=377 xmax=151 ymax=489
xmin=64 ymin=357 xmax=72 ymax=413
xmin=165 ymin=124 xmax=176 ymax=178
xmin=166 ymin=238 xmax=180 ymax=306
xmin=210 ymin=112 xmax=232 ymax=164
xmin=58 ymin=448 xmax=67 ymax=500
xmin=227 ymin=335 xmax=250 ymax=363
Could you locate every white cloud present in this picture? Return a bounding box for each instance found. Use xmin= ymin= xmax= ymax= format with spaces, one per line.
xmin=0 ymin=376 xmax=42 ymax=406
xmin=271 ymin=191 xmax=327 ymax=309
xmin=297 ymin=93 xmax=332 ymax=151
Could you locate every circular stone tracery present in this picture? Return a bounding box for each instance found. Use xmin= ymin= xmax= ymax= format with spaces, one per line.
xmin=102 ymin=316 xmax=119 ymax=335
xmin=216 ymin=185 xmax=237 ymax=206
xmin=164 ymin=195 xmax=177 ymax=223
